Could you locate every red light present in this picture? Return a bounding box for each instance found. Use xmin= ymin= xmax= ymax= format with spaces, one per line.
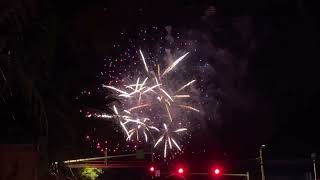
xmin=149 ymin=166 xmax=155 ymax=172
xmin=178 ymin=168 xmax=184 ymax=174
xmin=212 ymin=167 xmax=222 ymax=176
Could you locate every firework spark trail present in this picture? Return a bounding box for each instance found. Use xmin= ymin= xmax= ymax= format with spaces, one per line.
xmin=103 ymin=85 xmax=129 ymax=95
xmin=171 ymin=138 xmax=181 ymax=151
xmin=101 ymin=114 xmax=113 ymax=118
xmin=177 ymin=104 xmax=200 ymax=112
xmin=127 ymin=126 xmax=140 ymax=141
xmin=135 ymin=78 xmax=140 ymax=91
xmin=139 ymin=49 xmax=149 ymax=72
xmin=128 ymin=104 xmax=150 ymax=112
xmin=138 ymin=94 xmax=142 ymax=103
xmin=124 ymin=87 xmax=145 ymax=97
xmin=122 ymin=120 xmax=130 ymax=125
xmin=123 ymin=119 xmax=146 ymax=125
xmin=165 ymin=104 xmax=173 ymax=122
xmin=149 ymin=126 xmax=160 ymax=132
xmin=157 ymin=64 xmax=161 ymax=79
xmin=163 ymin=123 xmax=168 ymax=131
xmin=160 ymin=88 xmax=174 ymax=102
xmin=127 ymin=132 xmax=134 ymax=141
xmin=118 ymin=94 xmax=131 ymax=98
xmin=136 ymin=130 xmax=139 ymax=141
xmin=154 ymin=135 xmax=164 ymax=148
xmin=86 ymin=113 xmax=114 ymax=119
xmin=113 ymin=105 xmax=119 ymax=115
xmin=125 ymin=85 xmax=135 ymax=90
xmin=162 ymin=52 xmax=189 ymax=76
xmin=177 ymin=80 xmax=196 ymax=92
xmin=144 ymin=130 xmax=148 ymax=142
xmin=119 ymin=91 xmax=137 ymax=98
xmin=142 ymin=84 xmax=162 ymax=94
xmin=174 ymin=128 xmax=188 ymax=132
xmin=165 ymin=99 xmax=171 ymax=106
xmin=140 ymin=77 xmax=149 ymax=89
xmin=154 ymin=75 xmax=160 ymax=86
xmin=120 ymin=121 xmax=130 ymax=137
xmin=173 ymin=95 xmax=191 ymax=98
xmin=168 ymin=137 xmax=173 ymax=149
xmin=164 ymin=139 xmax=168 ymax=158
xmin=127 ymin=83 xmax=144 ymax=88
xmin=119 ymin=79 xmax=149 ymax=97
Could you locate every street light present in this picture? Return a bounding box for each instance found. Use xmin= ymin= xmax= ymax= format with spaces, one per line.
xmin=259 ymin=145 xmax=266 ymax=180
xmin=311 ymin=153 xmax=317 ymax=180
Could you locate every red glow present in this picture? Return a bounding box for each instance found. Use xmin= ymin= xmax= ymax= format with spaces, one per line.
xmin=212 ymin=167 xmax=222 ymax=176
xmin=149 ymin=166 xmax=155 ymax=172
xmin=178 ymin=168 xmax=184 ymax=174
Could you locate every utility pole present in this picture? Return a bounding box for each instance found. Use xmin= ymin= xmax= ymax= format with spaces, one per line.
xmin=311 ymin=153 xmax=317 ymax=180
xmin=246 ymin=171 xmax=250 ymax=180
xmin=259 ymin=145 xmax=266 ymax=180
xmin=104 ymin=149 xmax=108 ymax=165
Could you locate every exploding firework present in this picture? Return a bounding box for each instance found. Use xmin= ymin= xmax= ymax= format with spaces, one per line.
xmin=94 ymin=49 xmax=200 ymax=158
xmin=154 ymin=123 xmax=187 ymax=158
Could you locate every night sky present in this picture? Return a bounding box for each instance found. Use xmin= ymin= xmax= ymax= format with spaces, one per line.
xmin=1 ymin=0 xmax=320 ymax=164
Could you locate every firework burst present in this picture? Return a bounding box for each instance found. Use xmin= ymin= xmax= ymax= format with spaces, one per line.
xmin=88 ymin=48 xmax=200 ymax=158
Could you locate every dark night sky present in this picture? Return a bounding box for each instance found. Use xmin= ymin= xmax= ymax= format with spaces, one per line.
xmin=2 ymin=0 xmax=320 ymax=162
